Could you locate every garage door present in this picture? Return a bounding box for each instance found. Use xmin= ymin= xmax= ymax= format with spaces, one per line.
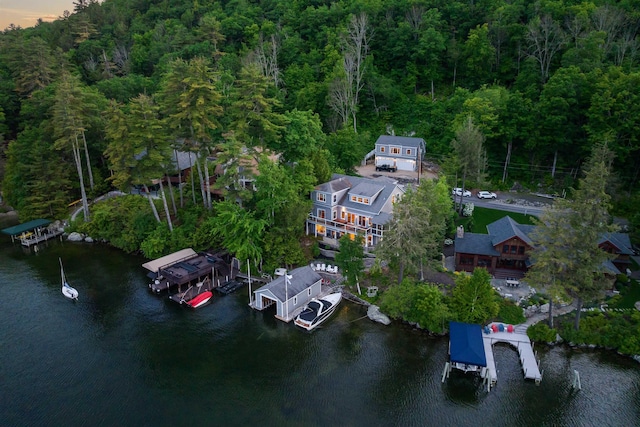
xmin=396 ymin=159 xmax=415 ymax=171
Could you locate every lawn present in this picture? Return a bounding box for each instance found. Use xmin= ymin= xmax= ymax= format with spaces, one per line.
xmin=456 ymin=206 xmax=537 ymax=234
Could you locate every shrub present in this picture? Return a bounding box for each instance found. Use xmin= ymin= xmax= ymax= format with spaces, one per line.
xmin=527 ymin=323 xmax=557 ymax=343
xmin=616 ymin=274 xmax=630 ymax=285
xmin=497 ymin=299 xmax=526 ymax=324
xmin=462 ymin=202 xmax=474 ymax=217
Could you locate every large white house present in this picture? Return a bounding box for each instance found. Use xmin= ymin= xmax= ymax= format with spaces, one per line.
xmin=306 ymin=174 xmax=404 ymax=248
xmin=374 ymin=135 xmax=425 ymax=172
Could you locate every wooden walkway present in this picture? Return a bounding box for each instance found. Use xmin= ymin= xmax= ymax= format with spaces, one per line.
xmin=483 ymin=323 xmax=542 ymax=385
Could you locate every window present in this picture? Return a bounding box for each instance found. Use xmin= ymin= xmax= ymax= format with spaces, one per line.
xmin=380 ymin=146 xmax=386 ymax=153
xmin=316 ymin=193 xmax=326 ymax=202
xmin=510 ymin=245 xmax=517 ymax=254
xmin=391 ymin=147 xmax=401 ymax=154
xmin=460 ymin=256 xmax=474 ymax=265
xmin=293 ymin=296 xmax=297 ymax=305
xmin=333 ymin=194 xmax=337 ymax=203
xmin=351 ymin=195 xmax=357 ymax=202
xmin=363 ymin=198 xmax=369 ymax=204
xmin=357 ymin=197 xmax=363 ymax=203
xmin=308 ymin=288 xmax=311 ymax=296
xmin=332 ymin=210 xmax=337 ymax=220
xmin=518 ymin=246 xmax=525 ymax=255
xmin=406 ymin=149 xmax=412 ymax=155
xmin=318 ymin=209 xmax=325 ymax=219
xmin=341 ymin=211 xmax=346 ymax=219
xmin=502 ymin=245 xmax=509 ymax=253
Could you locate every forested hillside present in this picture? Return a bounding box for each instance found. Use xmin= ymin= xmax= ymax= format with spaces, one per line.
xmin=1 ymin=0 xmax=639 ymax=238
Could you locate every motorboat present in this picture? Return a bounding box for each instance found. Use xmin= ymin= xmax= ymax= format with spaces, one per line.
xmin=59 ymin=258 xmax=78 ymax=301
xmin=185 ymin=290 xmax=213 ymax=308
xmin=294 ymin=292 xmax=342 ymax=331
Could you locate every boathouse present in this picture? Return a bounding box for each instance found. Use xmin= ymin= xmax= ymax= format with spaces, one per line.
xmin=251 ymin=266 xmax=322 ymax=322
xmin=142 ymin=248 xmax=222 ymax=295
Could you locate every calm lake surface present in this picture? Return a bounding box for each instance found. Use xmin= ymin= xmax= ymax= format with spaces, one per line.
xmin=1 ymin=238 xmax=639 ymax=427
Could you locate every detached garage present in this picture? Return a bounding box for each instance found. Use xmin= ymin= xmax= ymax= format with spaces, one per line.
xmin=374 ymin=135 xmax=425 ymax=172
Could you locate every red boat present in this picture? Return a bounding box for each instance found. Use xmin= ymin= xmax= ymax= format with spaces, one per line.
xmin=186 ymin=291 xmax=213 ymax=308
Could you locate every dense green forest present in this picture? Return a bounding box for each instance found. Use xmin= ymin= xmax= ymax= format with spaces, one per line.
xmin=1 ymin=0 xmax=640 ymax=264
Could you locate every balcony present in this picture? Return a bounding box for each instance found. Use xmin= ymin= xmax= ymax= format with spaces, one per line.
xmin=307 ymin=214 xmax=386 ymax=237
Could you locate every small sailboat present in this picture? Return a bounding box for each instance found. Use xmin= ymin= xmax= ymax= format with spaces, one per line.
xmin=60 ymin=258 xmax=78 ymax=301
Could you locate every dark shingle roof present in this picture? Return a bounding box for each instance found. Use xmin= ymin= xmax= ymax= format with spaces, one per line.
xmin=600 ymin=232 xmax=634 ymax=255
xmin=455 ymin=233 xmax=500 ymax=256
xmin=487 ymin=216 xmax=534 ymax=246
xmin=255 ymin=266 xmax=322 ymax=302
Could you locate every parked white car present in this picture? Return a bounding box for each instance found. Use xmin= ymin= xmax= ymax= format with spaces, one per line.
xmin=452 ymin=188 xmax=472 ymax=197
xmin=477 ymin=190 xmax=497 ymax=199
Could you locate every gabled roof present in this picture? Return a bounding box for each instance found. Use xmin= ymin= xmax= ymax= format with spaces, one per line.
xmin=487 ymin=216 xmax=534 ymax=247
xmin=350 ymin=182 xmax=384 ymax=198
xmin=449 ymin=322 xmax=487 ymax=367
xmin=315 ymin=176 xmax=352 ymax=193
xmin=375 ymin=135 xmax=425 ymax=149
xmin=455 ymin=232 xmax=500 ymax=256
xmin=599 ymin=232 xmax=634 ymax=255
xmin=331 ymin=174 xmax=403 ymax=216
xmin=254 ymin=266 xmax=321 ymax=302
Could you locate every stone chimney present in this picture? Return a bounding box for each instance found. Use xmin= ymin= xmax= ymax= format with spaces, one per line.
xmin=456 ymin=225 xmax=464 ymax=238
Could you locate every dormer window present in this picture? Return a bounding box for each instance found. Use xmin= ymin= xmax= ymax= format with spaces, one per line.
xmin=391 ymin=147 xmax=400 ymax=154
xmin=406 ymin=149 xmax=412 ymax=155
xmin=380 ymin=146 xmax=386 ymax=153
xmin=317 ymin=193 xmax=326 ymax=202
xmin=333 ymin=194 xmax=337 ymax=203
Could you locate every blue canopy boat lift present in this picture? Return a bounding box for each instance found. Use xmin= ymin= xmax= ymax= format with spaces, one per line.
xmin=442 ymin=321 xmax=543 ymax=392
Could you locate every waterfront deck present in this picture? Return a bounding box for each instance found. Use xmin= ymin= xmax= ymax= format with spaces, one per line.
xmin=20 ymin=229 xmax=64 ymax=247
xmin=483 ymin=323 xmax=542 ymax=384
xmin=145 ymin=250 xmax=230 ymax=294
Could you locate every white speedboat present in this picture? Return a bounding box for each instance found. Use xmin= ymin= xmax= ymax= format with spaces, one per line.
xmin=60 ymin=258 xmax=78 ymax=301
xmin=294 ymin=292 xmax=342 ymax=331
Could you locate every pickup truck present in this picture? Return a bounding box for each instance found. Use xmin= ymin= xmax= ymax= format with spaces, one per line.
xmin=376 ymin=164 xmax=397 ymax=172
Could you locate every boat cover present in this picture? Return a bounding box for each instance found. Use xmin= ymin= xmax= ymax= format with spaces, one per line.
xmin=449 ymin=321 xmax=487 ymax=367
xmin=1 ymin=219 xmax=51 ymax=236
xmin=141 ymin=248 xmax=197 ymax=273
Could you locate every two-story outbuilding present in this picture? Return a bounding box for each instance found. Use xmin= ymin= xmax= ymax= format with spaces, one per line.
xmin=306 ymin=174 xmax=404 ymax=248
xmin=374 ymin=135 xmax=426 ymax=172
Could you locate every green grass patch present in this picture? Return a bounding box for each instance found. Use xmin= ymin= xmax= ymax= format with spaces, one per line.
xmin=455 ymin=207 xmax=537 ymax=234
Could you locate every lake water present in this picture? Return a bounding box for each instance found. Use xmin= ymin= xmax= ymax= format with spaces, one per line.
xmin=1 ymin=239 xmax=639 ymax=426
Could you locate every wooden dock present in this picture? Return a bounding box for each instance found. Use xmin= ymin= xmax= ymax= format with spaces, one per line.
xmin=20 ymin=229 xmax=64 ymax=247
xmin=483 ymin=323 xmax=542 ymax=385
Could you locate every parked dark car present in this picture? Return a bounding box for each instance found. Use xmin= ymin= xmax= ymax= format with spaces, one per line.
xmin=376 ymin=164 xmax=397 ymax=172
